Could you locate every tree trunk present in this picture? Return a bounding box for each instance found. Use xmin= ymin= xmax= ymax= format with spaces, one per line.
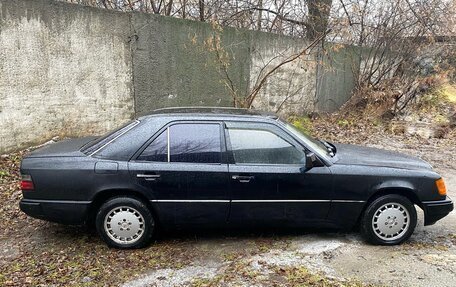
xmin=306 ymin=0 xmax=332 ymax=41
xmin=199 ymin=0 xmax=205 ymax=21
xmin=257 ymin=0 xmax=263 ymax=30
xmin=166 ymin=0 xmax=173 ymax=16
xmin=181 ymin=0 xmax=187 ymax=18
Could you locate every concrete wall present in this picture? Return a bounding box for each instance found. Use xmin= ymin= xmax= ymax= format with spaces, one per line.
xmin=131 ymin=13 xmax=250 ymax=116
xmin=316 ymin=44 xmax=361 ymax=112
xmin=0 ymin=0 xmax=358 ymax=153
xmin=249 ymin=32 xmax=317 ymax=115
xmin=130 ymin=16 xmax=324 ymax=117
xmin=0 ymin=0 xmax=134 ymax=152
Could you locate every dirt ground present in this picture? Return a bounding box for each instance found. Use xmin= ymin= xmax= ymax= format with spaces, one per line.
xmin=0 ymin=123 xmax=455 ymax=287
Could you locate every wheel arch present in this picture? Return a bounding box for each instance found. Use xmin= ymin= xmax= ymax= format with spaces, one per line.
xmin=355 ymin=186 xmax=422 ymax=228
xmin=367 ymin=187 xmax=422 ymax=207
xmin=87 ymin=188 xmax=159 ymax=227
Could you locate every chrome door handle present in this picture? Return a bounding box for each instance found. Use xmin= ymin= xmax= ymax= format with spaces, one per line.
xmin=137 ymin=174 xmax=161 ymax=181
xmin=232 ymin=175 xmax=254 ymax=183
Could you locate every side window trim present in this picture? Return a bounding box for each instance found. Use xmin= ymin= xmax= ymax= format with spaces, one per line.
xmin=167 ymin=126 xmax=170 ymax=162
xmin=223 ymin=125 xmax=235 ymax=164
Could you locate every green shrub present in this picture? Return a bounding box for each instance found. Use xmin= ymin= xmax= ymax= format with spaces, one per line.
xmin=289 ymin=116 xmax=313 ymax=134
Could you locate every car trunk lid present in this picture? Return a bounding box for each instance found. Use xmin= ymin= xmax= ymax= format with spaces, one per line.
xmin=26 ymin=136 xmax=98 ymax=158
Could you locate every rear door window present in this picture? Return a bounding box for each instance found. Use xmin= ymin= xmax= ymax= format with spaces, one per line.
xmin=137 ymin=123 xmax=222 ymax=164
xmin=170 ymin=124 xmax=221 ymax=163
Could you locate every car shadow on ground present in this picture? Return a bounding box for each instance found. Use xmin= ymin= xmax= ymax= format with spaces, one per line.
xmin=158 ymin=226 xmax=358 ymax=242
xmin=30 ymin=220 xmax=361 ymax=247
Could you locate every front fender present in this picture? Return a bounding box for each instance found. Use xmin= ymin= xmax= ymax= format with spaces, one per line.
xmin=368 ymin=180 xmax=422 ymax=207
xmin=373 ymin=180 xmax=416 ymax=193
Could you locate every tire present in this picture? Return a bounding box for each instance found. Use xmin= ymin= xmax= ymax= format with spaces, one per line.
xmin=95 ymin=197 xmax=155 ymax=249
xmin=360 ymin=194 xmax=417 ymax=245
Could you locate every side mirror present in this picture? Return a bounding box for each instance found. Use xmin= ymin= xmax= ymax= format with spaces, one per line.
xmin=301 ymin=152 xmax=316 ymax=172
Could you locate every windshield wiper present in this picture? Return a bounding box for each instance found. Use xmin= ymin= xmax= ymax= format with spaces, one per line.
xmin=326 ymin=141 xmax=337 ymax=155
xmin=318 ymin=140 xmax=336 ymax=156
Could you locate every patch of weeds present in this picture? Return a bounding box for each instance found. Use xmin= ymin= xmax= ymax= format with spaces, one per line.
xmin=222 ymin=252 xmax=242 ymax=262
xmin=0 ymin=169 xmax=10 ymax=178
xmin=191 ymin=277 xmax=217 ymax=287
xmin=195 ymin=258 xmax=262 ymax=286
xmin=189 ymin=270 xmax=227 ymax=286
xmin=274 ymin=266 xmax=371 ymax=287
xmin=255 ymin=241 xmax=272 ymax=253
xmin=417 ymin=84 xmax=455 ymax=115
xmin=439 ymin=84 xmax=456 ymax=103
xmin=337 ymin=119 xmax=352 ymax=127
xmin=372 ymin=118 xmax=382 ymax=127
xmin=419 ymin=93 xmax=442 ymax=110
xmin=247 ymin=236 xmax=291 ymax=258
xmin=230 ymin=260 xmax=261 ymax=282
xmin=449 ymin=234 xmax=456 ymax=245
xmin=289 ymin=116 xmax=313 ymax=134
xmin=401 ymin=240 xmax=449 ymax=251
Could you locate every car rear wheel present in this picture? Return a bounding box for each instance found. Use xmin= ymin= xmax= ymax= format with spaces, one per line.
xmin=361 ymin=194 xmax=417 ymax=245
xmin=95 ymin=197 xmax=154 ymax=249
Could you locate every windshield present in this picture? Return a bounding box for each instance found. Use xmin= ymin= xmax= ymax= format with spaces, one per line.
xmin=280 ymin=120 xmax=331 ymax=157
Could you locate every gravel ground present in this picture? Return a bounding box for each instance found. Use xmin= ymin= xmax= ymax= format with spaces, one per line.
xmin=0 ymin=126 xmax=455 ymax=287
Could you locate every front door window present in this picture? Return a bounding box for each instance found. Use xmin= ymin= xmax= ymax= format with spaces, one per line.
xmin=228 ymin=129 xmax=306 ymax=165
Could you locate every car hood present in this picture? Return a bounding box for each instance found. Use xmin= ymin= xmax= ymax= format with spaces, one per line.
xmin=26 ymin=136 xmax=98 ymax=158
xmin=333 ymin=144 xmax=432 ymax=170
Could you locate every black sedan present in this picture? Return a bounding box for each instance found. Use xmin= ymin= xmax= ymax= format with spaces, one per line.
xmin=20 ymin=107 xmax=453 ymax=248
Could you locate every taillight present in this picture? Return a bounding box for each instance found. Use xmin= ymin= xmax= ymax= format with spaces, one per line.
xmin=20 ymin=174 xmax=35 ymax=191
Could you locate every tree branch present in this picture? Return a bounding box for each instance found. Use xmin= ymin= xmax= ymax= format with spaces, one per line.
xmin=246 ymin=29 xmax=330 ymax=107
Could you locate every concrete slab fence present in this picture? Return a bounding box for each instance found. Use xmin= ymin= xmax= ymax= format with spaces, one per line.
xmin=0 ymin=0 xmax=359 ymax=153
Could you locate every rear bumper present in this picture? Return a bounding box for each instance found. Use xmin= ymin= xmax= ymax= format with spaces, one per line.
xmin=422 ymin=197 xmax=454 ymax=226
xmin=20 ymin=199 xmax=91 ymax=225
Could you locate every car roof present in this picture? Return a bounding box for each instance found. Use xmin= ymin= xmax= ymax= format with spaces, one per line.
xmin=138 ymin=107 xmax=279 ymax=120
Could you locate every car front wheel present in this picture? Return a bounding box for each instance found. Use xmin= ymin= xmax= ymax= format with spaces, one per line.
xmin=95 ymin=197 xmax=155 ymax=249
xmin=361 ymin=194 xmax=417 ymax=245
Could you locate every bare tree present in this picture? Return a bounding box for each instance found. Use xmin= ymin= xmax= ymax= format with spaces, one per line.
xmin=198 ymin=22 xmax=329 ymax=110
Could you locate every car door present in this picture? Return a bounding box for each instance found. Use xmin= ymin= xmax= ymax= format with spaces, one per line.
xmin=129 ymin=121 xmax=230 ymax=228
xmin=225 ymin=121 xmax=333 ymax=227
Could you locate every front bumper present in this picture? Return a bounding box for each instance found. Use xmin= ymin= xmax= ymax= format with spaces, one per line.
xmin=20 ymin=199 xmax=91 ymax=225
xmin=422 ymin=197 xmax=454 ymax=226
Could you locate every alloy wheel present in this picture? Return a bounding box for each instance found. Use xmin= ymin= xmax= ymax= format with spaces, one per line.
xmin=104 ymin=206 xmax=145 ymax=245
xmin=372 ymin=202 xmax=410 ymax=241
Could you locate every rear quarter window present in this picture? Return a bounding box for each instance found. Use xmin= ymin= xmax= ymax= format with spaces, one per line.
xmin=81 ymin=120 xmax=139 ymax=155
